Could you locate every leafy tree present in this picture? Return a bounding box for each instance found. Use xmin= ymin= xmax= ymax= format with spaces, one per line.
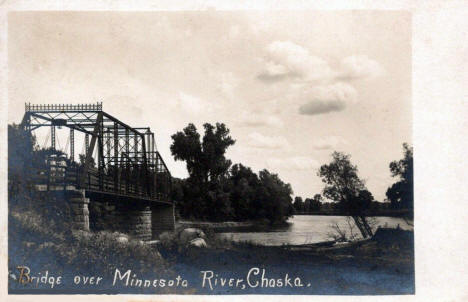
xmin=313 ymin=194 xmax=323 ymax=203
xmin=310 ymin=194 xmax=323 ymax=212
xmin=318 ymin=151 xmax=374 ymax=237
xmin=170 ymin=123 xmax=234 ymax=191
xmin=293 ymin=196 xmax=304 ymax=213
xmin=8 ymin=124 xmax=37 ymax=201
xmin=170 ymin=123 xmax=294 ymax=224
xmin=229 ymin=164 xmax=260 ymax=219
xmin=170 ymin=123 xmax=235 ymax=220
xmin=257 ymin=169 xmax=294 ymax=224
xmin=8 ymin=124 xmax=36 ymax=178
xmin=318 ymin=152 xmax=366 ymax=204
xmin=386 ymin=143 xmax=413 ymax=217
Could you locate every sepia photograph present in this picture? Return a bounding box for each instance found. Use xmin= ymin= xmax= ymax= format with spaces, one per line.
xmin=5 ymin=8 xmax=421 ymax=296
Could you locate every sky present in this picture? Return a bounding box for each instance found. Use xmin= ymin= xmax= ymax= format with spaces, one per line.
xmin=8 ymin=11 xmax=412 ymax=202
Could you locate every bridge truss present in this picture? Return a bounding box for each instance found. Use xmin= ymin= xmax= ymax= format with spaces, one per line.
xmin=21 ymin=103 xmax=172 ymax=202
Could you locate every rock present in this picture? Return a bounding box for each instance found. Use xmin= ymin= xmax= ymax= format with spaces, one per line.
xmin=179 ymin=228 xmax=206 ymax=245
xmin=144 ymin=240 xmax=161 ymax=247
xmin=189 ymin=238 xmax=207 ymax=248
xmin=159 ymin=231 xmax=175 ymax=242
xmin=72 ymin=230 xmax=92 ymax=240
xmin=116 ymin=236 xmax=129 ymax=244
xmin=23 ymin=241 xmax=36 ymax=249
xmin=38 ymin=242 xmax=55 ymax=250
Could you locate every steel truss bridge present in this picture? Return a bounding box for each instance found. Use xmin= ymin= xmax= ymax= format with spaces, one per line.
xmin=21 ymin=103 xmax=172 ymax=204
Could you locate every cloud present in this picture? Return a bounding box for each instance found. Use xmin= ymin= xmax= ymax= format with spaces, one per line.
xmin=236 ymin=111 xmax=284 ymax=128
xmin=313 ymin=136 xmax=348 ymax=150
xmin=298 ymin=82 xmax=357 ymax=115
xmin=247 ymin=132 xmax=289 ymax=149
xmin=258 ymin=41 xmax=384 ymax=85
xmin=338 ymin=55 xmax=385 ymax=80
xmin=258 ymin=41 xmax=334 ymax=82
xmin=177 ymin=92 xmax=203 ymax=114
xmin=267 ymin=156 xmax=319 ymax=171
xmin=218 ymin=72 xmax=240 ymax=99
xmin=177 ymin=92 xmax=216 ymax=115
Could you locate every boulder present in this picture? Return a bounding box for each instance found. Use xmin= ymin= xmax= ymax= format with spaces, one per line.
xmin=178 ymin=228 xmax=206 ymax=245
xmin=116 ymin=236 xmax=129 ymax=244
xmin=23 ymin=241 xmax=36 ymax=249
xmin=38 ymin=242 xmax=55 ymax=250
xmin=189 ymin=238 xmax=208 ymax=248
xmin=72 ymin=230 xmax=92 ymax=241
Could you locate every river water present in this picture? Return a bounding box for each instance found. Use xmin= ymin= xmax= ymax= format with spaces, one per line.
xmin=216 ymin=215 xmax=413 ymax=246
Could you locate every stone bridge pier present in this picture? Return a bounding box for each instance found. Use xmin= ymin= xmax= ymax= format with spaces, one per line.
xmin=69 ymin=190 xmax=90 ymax=231
xmin=151 ymin=203 xmax=176 ymax=239
xmin=68 ymin=189 xmax=175 ymax=240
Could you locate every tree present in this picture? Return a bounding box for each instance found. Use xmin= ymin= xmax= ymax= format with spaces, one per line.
xmin=257 ymin=169 xmax=294 ymax=224
xmin=310 ymin=194 xmax=323 ymax=211
xmin=170 ymin=123 xmax=237 ymax=220
xmin=170 ymin=123 xmax=294 ymax=224
xmin=293 ymin=196 xmax=304 ymax=213
xmin=386 ymin=143 xmax=413 ymax=218
xmin=318 ymin=151 xmax=374 ymax=238
xmin=170 ymin=123 xmax=235 ymax=192
xmin=8 ymin=124 xmax=36 ymax=178
xmin=229 ymin=163 xmax=260 ymax=219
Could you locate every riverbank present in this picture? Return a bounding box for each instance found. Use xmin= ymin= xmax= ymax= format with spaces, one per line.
xmin=158 ymin=227 xmax=414 ymax=294
xmin=9 ymin=206 xmax=414 ymax=294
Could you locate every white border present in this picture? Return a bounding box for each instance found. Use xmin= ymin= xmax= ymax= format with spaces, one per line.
xmin=1 ymin=1 xmax=467 ymax=301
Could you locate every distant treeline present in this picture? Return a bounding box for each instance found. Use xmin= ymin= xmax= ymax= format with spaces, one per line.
xmin=292 ymin=198 xmax=412 ymax=217
xmin=293 ymin=209 xmax=412 ymax=218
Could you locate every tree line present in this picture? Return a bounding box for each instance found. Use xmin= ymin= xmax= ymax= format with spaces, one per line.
xmin=170 ymin=123 xmax=294 ymax=224
xmin=9 ymin=121 xmax=413 ymax=227
xmin=170 ymin=122 xmax=413 ymax=226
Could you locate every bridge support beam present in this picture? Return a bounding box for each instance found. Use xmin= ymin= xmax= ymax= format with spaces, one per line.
xmin=151 ymin=204 xmax=175 ymax=239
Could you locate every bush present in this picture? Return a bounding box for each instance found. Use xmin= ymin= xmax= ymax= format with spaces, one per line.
xmin=9 ymin=207 xmax=168 ymax=277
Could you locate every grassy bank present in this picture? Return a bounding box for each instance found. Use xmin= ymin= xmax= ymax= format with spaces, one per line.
xmin=9 ymin=205 xmax=414 ymax=294
xmin=157 ymin=226 xmax=414 ymax=295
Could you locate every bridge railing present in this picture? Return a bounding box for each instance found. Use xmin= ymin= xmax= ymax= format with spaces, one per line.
xmin=30 ymin=159 xmax=172 ymax=202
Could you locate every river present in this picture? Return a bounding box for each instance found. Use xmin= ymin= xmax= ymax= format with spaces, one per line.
xmin=216 ymin=215 xmax=413 ymax=246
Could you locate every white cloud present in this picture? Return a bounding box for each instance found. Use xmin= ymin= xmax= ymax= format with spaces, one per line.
xmin=339 ymin=55 xmax=385 ymax=80
xmin=177 ymin=92 xmax=204 ymax=114
xmin=313 ymin=136 xmax=348 ymax=150
xmin=299 ymin=82 xmax=357 ymax=115
xmin=177 ymin=92 xmax=218 ymax=115
xmin=247 ymin=132 xmax=289 ymax=149
xmin=258 ymin=41 xmax=334 ymax=82
xmin=267 ymin=156 xmax=319 ymax=171
xmin=257 ymin=42 xmax=384 ymax=86
xmin=236 ymin=111 xmax=284 ymax=128
xmin=219 ymin=72 xmax=240 ymax=99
